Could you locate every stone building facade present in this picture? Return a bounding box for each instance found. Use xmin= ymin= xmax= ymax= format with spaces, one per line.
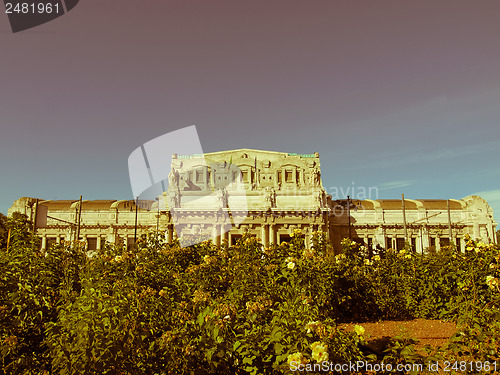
xmin=329 ymin=195 xmax=498 ymax=253
xmin=8 ymin=149 xmax=498 ymax=253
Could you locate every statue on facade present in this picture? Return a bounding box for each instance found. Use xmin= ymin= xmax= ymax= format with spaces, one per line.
xmin=310 ymin=168 xmax=320 ymax=187
xmin=217 ymin=187 xmax=228 ymax=208
xmin=265 ymin=187 xmax=277 ymax=208
xmin=315 ymin=190 xmax=325 ymax=207
xmin=168 ymin=188 xmax=181 ymax=208
xmin=168 ymin=167 xmax=179 ymax=188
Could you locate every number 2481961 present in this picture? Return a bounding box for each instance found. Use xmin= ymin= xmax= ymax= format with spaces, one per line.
xmin=5 ymin=2 xmax=61 ymax=14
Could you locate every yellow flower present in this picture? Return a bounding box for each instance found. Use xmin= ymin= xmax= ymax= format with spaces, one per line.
xmin=405 ymin=254 xmax=412 ymax=259
xmin=364 ymin=259 xmax=372 ymax=266
xmin=310 ymin=341 xmax=328 ymax=363
xmin=287 ymin=352 xmax=308 ymax=365
xmin=287 ymin=261 xmax=296 ymax=270
xmin=305 ymin=321 xmax=323 ymax=334
xmin=373 ymin=255 xmax=381 ymax=262
xmin=354 ymin=324 xmax=365 ymax=336
xmin=486 ymin=275 xmax=500 ymax=290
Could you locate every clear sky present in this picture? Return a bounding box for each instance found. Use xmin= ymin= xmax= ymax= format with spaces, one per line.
xmin=1 ymin=1 xmax=499 ymax=227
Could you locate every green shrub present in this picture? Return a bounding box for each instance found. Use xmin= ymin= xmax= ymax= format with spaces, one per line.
xmin=1 ymin=221 xmax=500 ymax=374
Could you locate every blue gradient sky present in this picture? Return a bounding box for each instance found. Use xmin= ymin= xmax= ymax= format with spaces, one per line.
xmin=1 ymin=1 xmax=499 ymax=225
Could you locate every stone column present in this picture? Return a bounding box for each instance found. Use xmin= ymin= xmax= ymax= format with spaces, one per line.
xmin=261 ymin=225 xmax=268 ymax=247
xmin=376 ymin=225 xmax=385 ymax=250
xmin=97 ymin=236 xmax=102 ymax=250
xmin=269 ymin=224 xmax=275 ymax=245
xmin=473 ymin=222 xmax=480 ymax=240
xmin=305 ymin=225 xmax=313 ymax=249
xmin=415 ymin=233 xmax=422 ymax=254
xmin=324 ymin=213 xmax=330 ymax=242
xmin=41 ymin=235 xmax=47 ymax=251
xmin=107 ymin=227 xmax=115 ymax=244
xmin=213 ymin=225 xmax=220 ymax=246
xmin=167 ymin=224 xmax=174 ymax=243
xmin=421 ymin=226 xmax=429 ymax=251
xmin=221 ymin=225 xmax=229 ymax=244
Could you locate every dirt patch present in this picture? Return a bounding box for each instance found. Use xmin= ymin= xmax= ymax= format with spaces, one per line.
xmin=340 ymin=319 xmax=457 ymax=351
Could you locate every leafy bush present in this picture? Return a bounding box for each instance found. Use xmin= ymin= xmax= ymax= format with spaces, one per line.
xmin=1 ymin=217 xmax=500 ymax=374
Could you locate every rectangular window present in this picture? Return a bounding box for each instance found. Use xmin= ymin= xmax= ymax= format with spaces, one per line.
xmin=411 ymin=237 xmax=416 ymax=252
xmin=280 ymin=234 xmax=292 ymax=244
xmin=277 ymin=171 xmax=282 ymax=183
xmin=231 ymin=234 xmax=242 ymax=245
xmin=127 ymin=237 xmax=135 ymax=250
xmin=242 ymin=171 xmax=249 ymax=182
xmin=440 ymin=237 xmax=450 ymax=247
xmin=430 ymin=237 xmax=435 ymax=247
xmin=396 ymin=238 xmax=405 ymax=251
xmin=285 ymin=170 xmax=293 ymax=183
xmin=456 ymin=238 xmax=461 ymax=252
xmin=385 ymin=237 xmax=392 ymax=249
xmin=196 ymin=170 xmax=204 ymax=183
xmin=87 ymin=237 xmax=98 ymax=250
xmin=47 ymin=237 xmax=57 ymax=249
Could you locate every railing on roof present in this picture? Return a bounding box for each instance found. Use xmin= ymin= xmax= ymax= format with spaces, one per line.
xmin=288 ymin=153 xmax=316 ymax=158
xmin=177 ymin=154 xmax=204 ymax=159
